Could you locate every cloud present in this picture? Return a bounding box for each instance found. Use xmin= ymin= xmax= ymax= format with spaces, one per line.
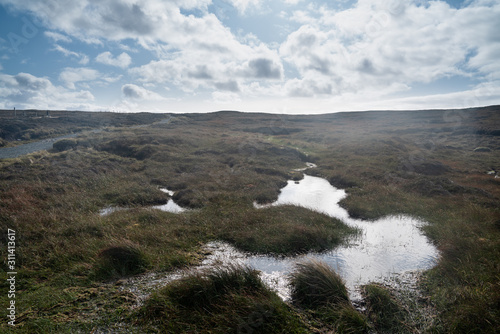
xmin=15 ymin=73 xmax=51 ymax=91
xmin=3 ymin=0 xmax=284 ymax=95
xmin=59 ymin=67 xmax=100 ymax=89
xmin=44 ymin=31 xmax=72 ymax=43
xmin=1 ymin=0 xmax=498 ymax=111
xmin=52 ymin=44 xmax=89 ymax=65
xmin=0 ymin=0 xmax=213 ymax=44
xmin=211 ymin=91 xmax=241 ymax=104
xmin=0 ymin=72 xmax=95 ymax=110
xmin=188 ymin=65 xmax=213 ymax=79
xmin=279 ymin=0 xmax=500 ymax=97
xmin=96 ymin=51 xmax=132 ymax=68
xmin=247 ymin=58 xmax=282 ymax=79
xmin=122 ymin=84 xmax=164 ymax=100
xmin=103 ymin=3 xmax=153 ymax=35
xmin=226 ymin=0 xmax=261 ymax=14
xmin=214 ymin=80 xmax=240 ymax=92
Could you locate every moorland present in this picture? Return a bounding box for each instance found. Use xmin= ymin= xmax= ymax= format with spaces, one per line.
xmin=0 ymin=106 xmax=499 ymax=333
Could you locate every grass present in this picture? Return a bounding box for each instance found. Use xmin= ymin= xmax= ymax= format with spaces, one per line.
xmin=289 ymin=260 xmax=370 ymax=333
xmin=0 ymin=106 xmax=499 ymax=332
xmin=362 ymin=283 xmax=409 ymax=333
xmin=137 ymin=265 xmax=309 ymax=333
xmin=290 ymin=260 xmax=349 ymax=308
xmin=93 ymin=242 xmax=149 ymax=280
xmin=202 ymin=196 xmax=359 ymax=255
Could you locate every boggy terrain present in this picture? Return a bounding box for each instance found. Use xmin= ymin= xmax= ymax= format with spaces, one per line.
xmin=0 ymin=106 xmax=499 ymax=333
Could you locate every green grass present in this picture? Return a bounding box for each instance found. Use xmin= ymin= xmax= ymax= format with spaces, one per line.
xmin=137 ymin=265 xmax=309 ymax=333
xmin=92 ymin=242 xmax=149 ymax=280
xmin=290 ymin=260 xmax=349 ymax=309
xmin=1 ymin=106 xmax=499 ymax=332
xmin=362 ymin=284 xmax=409 ymax=333
xmin=201 ymin=196 xmax=359 ymax=255
xmin=289 ymin=260 xmax=370 ymax=333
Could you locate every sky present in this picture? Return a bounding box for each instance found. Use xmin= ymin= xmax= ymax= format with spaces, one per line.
xmin=0 ymin=0 xmax=499 ymax=114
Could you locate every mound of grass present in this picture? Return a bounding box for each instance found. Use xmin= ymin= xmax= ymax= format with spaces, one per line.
xmin=202 ymin=196 xmax=359 ymax=255
xmin=335 ymin=304 xmax=371 ymax=334
xmin=93 ymin=243 xmax=149 ymax=280
xmin=289 ymin=260 xmax=370 ymax=332
xmin=290 ymin=260 xmax=349 ymax=309
xmin=52 ymin=138 xmax=78 ymax=152
xmin=137 ymin=265 xmax=308 ymax=333
xmin=362 ymin=283 xmax=408 ymax=333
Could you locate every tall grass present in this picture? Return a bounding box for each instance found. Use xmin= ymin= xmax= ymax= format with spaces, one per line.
xmin=93 ymin=242 xmax=149 ymax=279
xmin=290 ymin=260 xmax=349 ymax=308
xmin=289 ymin=260 xmax=370 ymax=332
xmin=138 ymin=265 xmax=309 ymax=333
xmin=362 ymin=284 xmax=408 ymax=333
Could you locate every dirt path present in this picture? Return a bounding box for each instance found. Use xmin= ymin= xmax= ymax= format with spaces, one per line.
xmin=0 ymin=133 xmax=80 ymax=159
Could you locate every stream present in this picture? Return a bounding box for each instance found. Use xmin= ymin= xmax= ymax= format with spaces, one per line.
xmin=0 ymin=116 xmax=172 ymax=159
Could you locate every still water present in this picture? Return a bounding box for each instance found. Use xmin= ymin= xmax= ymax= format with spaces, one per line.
xmin=207 ymin=174 xmax=439 ymax=299
xmin=99 ymin=188 xmax=187 ymax=216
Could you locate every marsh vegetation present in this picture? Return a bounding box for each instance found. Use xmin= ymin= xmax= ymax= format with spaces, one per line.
xmin=0 ymin=106 xmax=499 ymax=333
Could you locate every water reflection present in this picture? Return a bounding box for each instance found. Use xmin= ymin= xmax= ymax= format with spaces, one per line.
xmin=119 ymin=172 xmax=440 ymax=303
xmin=249 ymin=174 xmax=439 ymax=298
xmin=99 ymin=188 xmax=187 ymax=216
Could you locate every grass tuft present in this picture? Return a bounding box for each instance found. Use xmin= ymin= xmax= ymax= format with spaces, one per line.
xmin=290 ymin=259 xmax=349 ymax=309
xmin=93 ymin=242 xmax=149 ymax=280
xmin=362 ymin=283 xmax=408 ymax=333
xmin=137 ymin=264 xmax=309 ymax=333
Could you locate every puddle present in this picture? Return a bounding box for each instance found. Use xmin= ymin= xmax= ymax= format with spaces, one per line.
xmin=99 ymin=188 xmax=187 ymax=216
xmin=293 ymin=162 xmax=317 ymax=171
xmin=249 ymin=174 xmax=439 ymax=300
xmin=120 ymin=168 xmax=439 ymax=305
xmin=150 ymin=200 xmax=187 ymax=214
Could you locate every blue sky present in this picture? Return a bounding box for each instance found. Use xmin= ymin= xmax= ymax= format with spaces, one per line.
xmin=0 ymin=0 xmax=499 ymax=113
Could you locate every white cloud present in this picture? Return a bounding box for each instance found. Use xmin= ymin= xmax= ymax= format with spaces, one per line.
xmin=0 ymin=0 xmax=212 ymax=44
xmin=122 ymin=84 xmax=164 ymax=100
xmin=59 ymin=67 xmax=100 ymax=89
xmin=52 ymin=44 xmax=89 ymax=65
xmin=2 ymin=0 xmax=284 ymax=95
xmin=44 ymin=31 xmax=72 ymax=43
xmin=279 ymin=0 xmax=500 ymax=98
xmin=226 ymin=0 xmax=261 ymax=14
xmin=211 ymin=91 xmax=242 ymax=104
xmin=1 ymin=0 xmax=499 ymax=111
xmin=103 ymin=75 xmax=123 ymax=83
xmin=96 ymin=51 xmax=132 ymax=68
xmin=0 ymin=72 xmax=95 ymax=110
